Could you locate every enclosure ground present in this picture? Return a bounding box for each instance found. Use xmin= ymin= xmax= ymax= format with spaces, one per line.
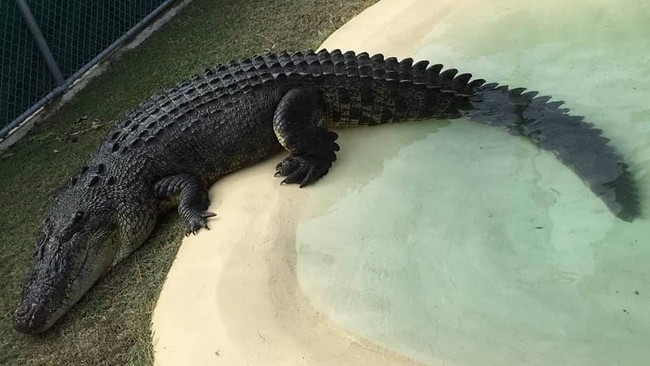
xmin=0 ymin=1 xmax=377 ymax=364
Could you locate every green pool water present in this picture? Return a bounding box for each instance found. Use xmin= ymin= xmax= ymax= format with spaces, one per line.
xmin=295 ymin=1 xmax=649 ymax=365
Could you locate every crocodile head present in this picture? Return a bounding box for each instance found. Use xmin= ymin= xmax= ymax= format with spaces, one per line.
xmin=14 ymin=186 xmax=118 ymax=334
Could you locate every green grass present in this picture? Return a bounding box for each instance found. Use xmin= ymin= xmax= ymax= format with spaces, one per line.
xmin=0 ymin=0 xmax=377 ymax=364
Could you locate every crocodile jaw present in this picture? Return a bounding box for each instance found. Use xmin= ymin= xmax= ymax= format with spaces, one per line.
xmin=14 ymin=207 xmax=118 ymax=334
xmin=14 ymin=239 xmax=117 ymax=334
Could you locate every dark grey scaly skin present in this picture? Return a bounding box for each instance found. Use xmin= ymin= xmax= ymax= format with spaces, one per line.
xmin=14 ymin=49 xmax=639 ymax=334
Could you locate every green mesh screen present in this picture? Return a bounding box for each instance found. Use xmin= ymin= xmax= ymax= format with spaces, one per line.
xmin=0 ymin=0 xmax=171 ymax=136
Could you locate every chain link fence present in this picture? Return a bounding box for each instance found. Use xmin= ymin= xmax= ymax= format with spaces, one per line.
xmin=0 ymin=0 xmax=176 ymax=139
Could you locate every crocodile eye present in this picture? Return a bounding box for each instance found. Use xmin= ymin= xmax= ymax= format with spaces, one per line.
xmin=35 ymin=231 xmax=46 ymax=246
xmin=60 ymin=230 xmax=76 ymax=243
xmin=58 ymin=211 xmax=87 ymax=242
xmin=71 ymin=211 xmax=85 ymax=228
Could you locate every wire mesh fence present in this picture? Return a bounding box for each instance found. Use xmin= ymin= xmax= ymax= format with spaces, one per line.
xmin=0 ymin=0 xmax=175 ymax=139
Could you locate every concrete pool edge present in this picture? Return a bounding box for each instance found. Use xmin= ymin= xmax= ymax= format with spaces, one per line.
xmin=150 ymin=159 xmax=426 ymax=365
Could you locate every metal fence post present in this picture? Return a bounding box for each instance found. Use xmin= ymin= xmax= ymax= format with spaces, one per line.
xmin=15 ymin=0 xmax=65 ymax=86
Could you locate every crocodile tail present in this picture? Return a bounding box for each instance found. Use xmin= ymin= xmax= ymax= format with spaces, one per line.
xmin=178 ymin=49 xmax=638 ymax=220
xmin=462 ymin=82 xmax=639 ymax=222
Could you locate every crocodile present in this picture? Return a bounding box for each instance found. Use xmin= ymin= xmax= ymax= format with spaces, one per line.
xmin=14 ymin=49 xmax=639 ymax=334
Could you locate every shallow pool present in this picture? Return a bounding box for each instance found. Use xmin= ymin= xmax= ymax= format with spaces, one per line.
xmin=297 ymin=1 xmax=650 ymax=365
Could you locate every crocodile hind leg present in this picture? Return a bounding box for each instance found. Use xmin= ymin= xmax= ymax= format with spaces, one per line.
xmin=154 ymin=174 xmax=216 ymax=235
xmin=273 ymin=87 xmax=340 ymax=187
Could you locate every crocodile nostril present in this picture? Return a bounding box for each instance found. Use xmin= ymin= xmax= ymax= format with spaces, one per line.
xmin=14 ymin=301 xmax=33 ymax=317
xmin=13 ymin=301 xmax=46 ymax=334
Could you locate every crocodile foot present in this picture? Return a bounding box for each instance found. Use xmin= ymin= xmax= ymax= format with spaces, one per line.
xmin=275 ymin=154 xmax=336 ymax=187
xmin=184 ymin=211 xmax=217 ymax=236
xmin=274 ymin=126 xmax=339 ymax=187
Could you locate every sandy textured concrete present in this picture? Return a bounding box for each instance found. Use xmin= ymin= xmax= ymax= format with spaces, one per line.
xmin=152 ymin=159 xmax=426 ymax=365
xmin=319 ymin=0 xmax=461 ymax=58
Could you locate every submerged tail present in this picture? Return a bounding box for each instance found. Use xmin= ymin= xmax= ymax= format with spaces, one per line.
xmin=462 ymin=83 xmax=639 ymax=221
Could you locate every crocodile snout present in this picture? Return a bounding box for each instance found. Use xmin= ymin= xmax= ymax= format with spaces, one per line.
xmin=14 ymin=300 xmax=48 ymax=334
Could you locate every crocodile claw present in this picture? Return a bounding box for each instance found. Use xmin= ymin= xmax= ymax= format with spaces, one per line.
xmin=275 ymin=154 xmax=334 ymax=187
xmin=184 ymin=211 xmax=216 ymax=236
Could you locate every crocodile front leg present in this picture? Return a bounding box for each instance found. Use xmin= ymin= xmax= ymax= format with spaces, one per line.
xmin=273 ymin=87 xmax=340 ymax=187
xmin=154 ymin=174 xmax=216 ymax=235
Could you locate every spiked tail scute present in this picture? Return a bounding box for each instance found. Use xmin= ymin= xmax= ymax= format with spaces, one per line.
xmin=464 ymin=84 xmax=639 ymax=221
